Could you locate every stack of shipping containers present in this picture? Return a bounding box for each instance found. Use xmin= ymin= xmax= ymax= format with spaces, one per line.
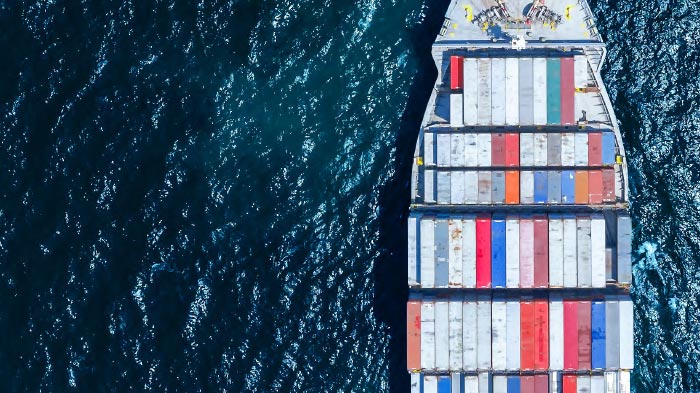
xmin=408 ymin=51 xmax=633 ymax=393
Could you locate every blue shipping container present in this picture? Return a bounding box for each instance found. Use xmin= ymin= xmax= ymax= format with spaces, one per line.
xmin=534 ymin=171 xmax=548 ymax=204
xmin=435 ymin=220 xmax=449 ymax=287
xmin=492 ymin=219 xmax=507 ymax=288
xmin=591 ymin=301 xmax=606 ymax=369
xmin=437 ymin=375 xmax=451 ymax=393
xmin=561 ymin=170 xmax=575 ymax=204
xmin=602 ymin=132 xmax=616 ymax=165
xmin=507 ymin=376 xmax=521 ymax=393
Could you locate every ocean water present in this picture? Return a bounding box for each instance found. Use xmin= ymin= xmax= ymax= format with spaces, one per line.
xmin=0 ymin=0 xmax=696 ymax=391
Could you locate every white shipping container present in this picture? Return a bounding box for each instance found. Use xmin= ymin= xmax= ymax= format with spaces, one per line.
xmin=452 ymin=373 xmax=462 ymax=393
xmin=462 ymin=218 xmax=477 ymax=287
xmin=451 ymin=171 xmax=466 ymax=205
xmin=477 ymin=295 xmax=492 ymax=369
xmin=478 ymin=171 xmax=491 ymax=204
xmin=451 ymin=134 xmax=466 ymax=167
xmin=549 ymin=295 xmax=564 ymax=370
xmin=576 ymin=375 xmax=591 ymax=393
xmin=505 ymin=58 xmax=520 ymax=125
xmin=450 ymin=94 xmax=464 ymax=127
xmin=549 ymin=217 xmax=564 ymax=287
xmin=491 ymin=58 xmax=507 ymax=125
xmin=424 ymin=132 xmax=435 ymax=166
xmin=450 ymin=372 xmax=463 ymax=393
xmin=408 ymin=215 xmax=419 ymax=286
xmin=591 ymin=376 xmax=605 ymax=393
xmin=574 ymin=55 xmax=588 ymax=119
xmin=410 ymin=373 xmax=421 ymax=393
xmin=477 ymin=133 xmax=492 ymax=167
xmin=449 ymin=300 xmax=464 ymax=370
xmin=550 ymin=372 xmax=562 ymax=393
xmin=437 ymin=133 xmax=451 ymax=167
xmin=574 ymin=55 xmax=588 ymax=87
xmin=491 ymin=298 xmax=507 ymax=370
xmin=465 ymin=171 xmax=479 ymax=204
xmin=478 ymin=372 xmax=491 ymax=393
xmin=464 ymin=134 xmax=478 ymax=167
xmin=619 ymin=370 xmax=631 ymax=393
xmin=520 ymin=219 xmax=535 ymax=287
xmin=506 ymin=219 xmax=520 ymax=288
xmin=477 ymin=59 xmax=492 ymax=125
xmin=464 ymin=375 xmax=479 ymax=393
xmin=506 ymin=300 xmax=521 ymax=370
xmin=520 ymin=133 xmax=535 ymax=166
xmin=534 ymin=133 xmax=548 ymax=166
xmin=425 ymin=169 xmax=436 ymax=204
xmin=521 ymin=171 xmax=535 ymax=204
xmin=463 ymin=299 xmax=478 ymax=370
xmin=561 ymin=133 xmax=576 ymax=166
xmin=437 ymin=171 xmax=451 ymax=205
xmin=605 ymin=371 xmax=618 ymax=393
xmin=577 ymin=218 xmax=592 ymax=287
xmin=574 ymin=133 xmax=589 ymax=166
xmin=448 ymin=219 xmax=464 ymax=286
xmin=424 ymin=375 xmax=438 ymax=393
xmin=435 ymin=300 xmax=449 ymax=370
xmin=493 ymin=375 xmax=507 ymax=393
xmin=619 ymin=300 xmax=635 ymax=369
xmin=421 ymin=218 xmax=436 ymax=288
xmin=591 ymin=217 xmax=606 ymax=288
xmin=563 ymin=217 xmax=578 ymax=287
xmin=464 ymin=58 xmax=479 ymax=125
xmin=533 ymin=58 xmax=548 ymax=125
xmin=421 ymin=300 xmax=436 ymax=369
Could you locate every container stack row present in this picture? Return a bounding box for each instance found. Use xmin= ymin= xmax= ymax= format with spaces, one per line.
xmin=447 ymin=56 xmax=576 ymax=126
xmin=423 ymin=131 xmax=617 ymax=168
xmin=410 ymin=370 xmax=631 ymax=393
xmin=406 ymin=296 xmax=634 ymax=372
xmin=424 ymin=168 xmax=618 ymax=205
xmin=407 ymin=214 xmax=633 ymax=288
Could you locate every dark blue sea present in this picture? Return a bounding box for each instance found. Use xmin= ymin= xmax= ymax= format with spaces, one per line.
xmin=0 ymin=0 xmax=697 ymax=391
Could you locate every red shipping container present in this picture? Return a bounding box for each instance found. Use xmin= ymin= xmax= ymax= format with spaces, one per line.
xmin=589 ymin=170 xmax=603 ymax=204
xmin=588 ymin=132 xmax=602 ymax=166
xmin=602 ymin=168 xmax=615 ymax=202
xmin=563 ymin=301 xmax=578 ymax=370
xmin=476 ymin=217 xmax=492 ymax=288
xmin=578 ymin=300 xmax=592 ymax=370
xmin=562 ymin=375 xmax=577 ymax=393
xmin=492 ymin=133 xmax=506 ymax=166
xmin=560 ymin=57 xmax=576 ymax=125
xmin=521 ymin=301 xmax=535 ymax=370
xmin=534 ymin=300 xmax=550 ymax=370
xmin=505 ymin=133 xmax=520 ymax=166
xmin=534 ymin=374 xmax=549 ymax=393
xmin=533 ymin=217 xmax=549 ymax=288
xmin=407 ymin=301 xmax=421 ymax=370
xmin=521 ymin=376 xmax=535 ymax=393
xmin=450 ymin=56 xmax=463 ymax=90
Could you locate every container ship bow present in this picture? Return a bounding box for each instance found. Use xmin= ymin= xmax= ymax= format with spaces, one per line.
xmin=406 ymin=1 xmax=633 ymax=392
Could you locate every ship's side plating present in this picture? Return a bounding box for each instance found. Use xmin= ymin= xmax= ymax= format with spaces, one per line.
xmin=407 ymin=1 xmax=633 ymax=392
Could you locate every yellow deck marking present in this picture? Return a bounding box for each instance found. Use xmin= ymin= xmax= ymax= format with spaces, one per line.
xmin=452 ymin=23 xmax=458 ymax=28
xmin=465 ymin=6 xmax=473 ymax=22
xmin=565 ymin=5 xmax=573 ymax=20
xmin=583 ymin=31 xmax=590 ymax=37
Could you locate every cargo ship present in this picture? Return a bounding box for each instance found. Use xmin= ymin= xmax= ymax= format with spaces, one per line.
xmin=406 ymin=1 xmax=633 ymax=392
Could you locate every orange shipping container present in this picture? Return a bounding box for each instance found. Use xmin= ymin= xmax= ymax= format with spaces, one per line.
xmin=407 ymin=301 xmax=421 ymax=370
xmin=506 ymin=171 xmax=520 ymax=204
xmin=574 ymin=171 xmax=589 ymax=204
xmin=588 ymin=170 xmax=603 ymax=204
